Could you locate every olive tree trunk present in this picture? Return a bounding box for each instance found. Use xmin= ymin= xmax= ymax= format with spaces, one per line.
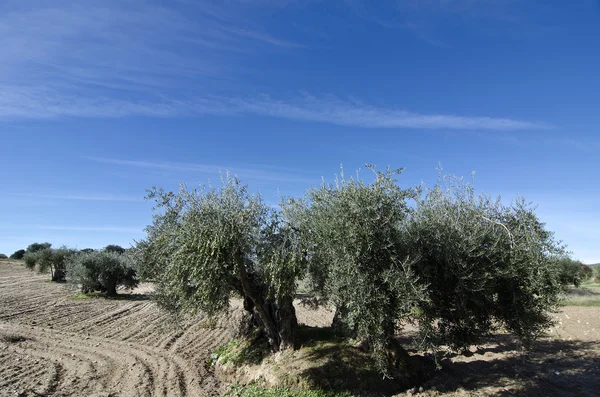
xmin=238 ymin=256 xmax=297 ymax=352
xmin=105 ymin=281 xmax=118 ymax=297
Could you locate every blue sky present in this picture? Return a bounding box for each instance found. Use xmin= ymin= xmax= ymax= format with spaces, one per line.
xmin=0 ymin=0 xmax=598 ymax=263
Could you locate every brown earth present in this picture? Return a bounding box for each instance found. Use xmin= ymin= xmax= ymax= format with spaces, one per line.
xmin=1 ymin=260 xmax=599 ymax=396
xmin=0 ymin=261 xmax=228 ymax=397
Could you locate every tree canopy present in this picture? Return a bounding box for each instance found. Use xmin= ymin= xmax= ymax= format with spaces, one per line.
xmin=138 ymin=176 xmax=304 ymax=351
xmin=66 ymin=250 xmax=138 ymax=296
xmin=10 ymin=249 xmax=26 ymax=260
xmin=26 ymin=242 xmax=52 ymax=253
xmin=23 ymin=246 xmax=74 ymax=281
xmin=135 ymin=166 xmax=568 ymax=373
xmin=104 ymin=245 xmax=126 ymax=254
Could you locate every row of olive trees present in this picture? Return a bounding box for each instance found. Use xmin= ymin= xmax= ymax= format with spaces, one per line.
xmin=133 ymin=166 xmax=576 ymax=373
xmin=20 ymin=243 xmax=137 ymax=296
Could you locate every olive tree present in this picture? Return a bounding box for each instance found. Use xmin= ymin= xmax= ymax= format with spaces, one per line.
xmin=10 ymin=249 xmax=26 ymax=260
xmin=136 ymin=175 xmax=305 ymax=352
xmin=66 ymin=250 xmax=138 ymax=296
xmin=26 ymin=242 xmax=52 ymax=253
xmin=554 ymin=257 xmax=592 ymax=287
xmin=104 ymin=245 xmax=126 ymax=254
xmin=285 ymin=166 xmax=423 ymax=370
xmin=403 ymin=175 xmax=565 ymax=351
xmin=289 ymin=167 xmax=566 ymax=371
xmin=23 ymin=246 xmax=73 ymax=282
xmin=135 ymin=166 xmax=568 ymax=376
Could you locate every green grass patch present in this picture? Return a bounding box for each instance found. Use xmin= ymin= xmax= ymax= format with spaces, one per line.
xmin=211 ymin=337 xmax=270 ymax=367
xmin=227 ymin=382 xmax=351 ymax=397
xmin=70 ymin=291 xmax=103 ymax=300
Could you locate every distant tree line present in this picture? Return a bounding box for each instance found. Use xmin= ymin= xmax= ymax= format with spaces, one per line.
xmin=16 ymin=243 xmax=137 ymax=296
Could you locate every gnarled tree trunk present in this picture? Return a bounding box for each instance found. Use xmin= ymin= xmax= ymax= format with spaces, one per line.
xmin=237 ymin=256 xmax=297 ymax=352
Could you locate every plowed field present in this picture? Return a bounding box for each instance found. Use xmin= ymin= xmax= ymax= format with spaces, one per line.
xmin=1 ymin=260 xmax=599 ymax=396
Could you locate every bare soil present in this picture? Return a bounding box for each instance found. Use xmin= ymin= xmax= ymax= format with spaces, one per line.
xmin=1 ymin=261 xmax=599 ymax=396
xmin=0 ymin=261 xmax=228 ymax=397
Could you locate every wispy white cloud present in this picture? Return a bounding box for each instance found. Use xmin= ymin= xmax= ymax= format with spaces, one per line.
xmin=220 ymin=94 xmax=549 ymax=130
xmin=0 ymin=86 xmax=183 ymax=119
xmin=8 ymin=193 xmax=141 ymax=202
xmin=0 ymin=0 xmax=548 ymax=131
xmin=86 ymin=156 xmax=314 ymax=184
xmin=0 ymin=89 xmax=547 ymax=130
xmin=0 ymin=0 xmax=298 ymax=118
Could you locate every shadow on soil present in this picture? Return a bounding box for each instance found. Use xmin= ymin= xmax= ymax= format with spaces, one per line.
xmin=566 ymin=287 xmax=600 ymax=296
xmin=420 ymin=335 xmax=600 ymax=397
xmin=105 ymin=293 xmax=151 ymax=301
xmin=287 ymin=326 xmax=428 ymax=395
xmin=287 ymin=329 xmax=600 ymax=396
xmin=71 ymin=291 xmax=151 ymax=301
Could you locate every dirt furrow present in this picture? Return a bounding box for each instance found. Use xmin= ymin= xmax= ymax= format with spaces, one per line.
xmin=0 ymin=322 xmax=209 ymax=396
xmin=0 ymin=262 xmax=225 ymax=396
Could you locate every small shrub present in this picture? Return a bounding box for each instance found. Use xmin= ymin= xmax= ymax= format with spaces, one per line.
xmin=0 ymin=253 xmax=7 ymax=260
xmin=67 ymin=250 xmax=138 ymax=296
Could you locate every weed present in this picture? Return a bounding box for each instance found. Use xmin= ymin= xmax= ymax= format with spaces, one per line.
xmin=70 ymin=291 xmax=103 ymax=300
xmin=227 ymin=382 xmax=351 ymax=397
xmin=211 ymin=337 xmax=270 ymax=367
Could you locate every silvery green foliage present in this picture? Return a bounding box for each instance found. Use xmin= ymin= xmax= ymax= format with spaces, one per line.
xmin=136 ymin=166 xmax=568 ymax=373
xmin=288 ymin=166 xmax=424 ymax=362
xmin=23 ymin=251 xmax=38 ymax=270
xmin=137 ymin=174 xmax=305 ymax=351
xmin=405 ymin=174 xmax=565 ymax=351
xmin=67 ymin=250 xmax=138 ymax=296
xmin=22 ymin=246 xmax=73 ymax=281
